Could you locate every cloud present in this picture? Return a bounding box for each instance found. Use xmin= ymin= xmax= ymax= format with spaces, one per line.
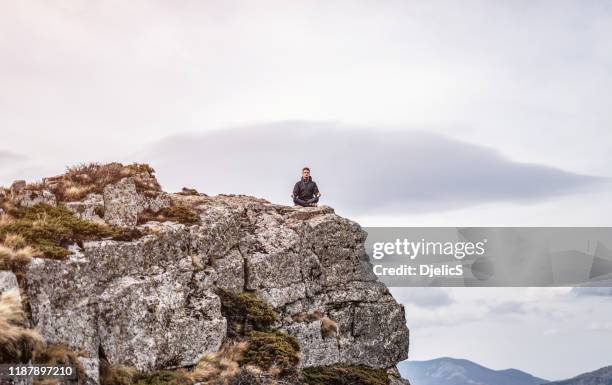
xmin=588 ymin=321 xmax=612 ymax=332
xmin=0 ymin=150 xmax=26 ymax=165
xmin=139 ymin=122 xmax=603 ymax=215
xmin=572 ymin=287 xmax=612 ymax=297
xmin=490 ymin=302 xmax=527 ymax=315
xmin=390 ymin=288 xmax=454 ymax=309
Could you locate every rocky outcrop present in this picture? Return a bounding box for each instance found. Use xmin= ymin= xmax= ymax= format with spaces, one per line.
xmin=1 ymin=168 xmax=410 ymax=384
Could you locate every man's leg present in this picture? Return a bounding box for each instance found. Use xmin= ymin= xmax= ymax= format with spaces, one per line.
xmin=293 ymin=197 xmax=308 ymax=207
xmin=305 ymin=196 xmax=319 ymax=206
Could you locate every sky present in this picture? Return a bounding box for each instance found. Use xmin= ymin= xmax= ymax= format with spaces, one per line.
xmin=1 ymin=0 xmax=611 ymax=381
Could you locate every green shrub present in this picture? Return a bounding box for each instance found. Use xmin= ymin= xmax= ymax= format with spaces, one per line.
xmin=303 ymin=364 xmax=389 ymax=385
xmin=216 ymin=289 xmax=277 ymax=336
xmin=241 ymin=331 xmax=300 ymax=376
xmin=0 ymin=204 xmax=117 ymax=259
xmin=132 ymin=370 xmax=192 ymax=385
xmin=100 ymin=362 xmax=193 ymax=385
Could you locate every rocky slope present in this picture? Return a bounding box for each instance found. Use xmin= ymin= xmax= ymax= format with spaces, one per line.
xmin=0 ymin=163 xmax=409 ymax=385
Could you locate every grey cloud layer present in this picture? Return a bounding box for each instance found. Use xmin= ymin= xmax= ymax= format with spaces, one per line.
xmin=140 ymin=122 xmax=602 ymax=215
xmin=0 ymin=150 xmax=25 ymax=165
xmin=572 ymin=287 xmax=612 ymax=297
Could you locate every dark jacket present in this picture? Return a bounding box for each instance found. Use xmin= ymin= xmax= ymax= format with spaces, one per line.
xmin=293 ymin=177 xmax=320 ymax=200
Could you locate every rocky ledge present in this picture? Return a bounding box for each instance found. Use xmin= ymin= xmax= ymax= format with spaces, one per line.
xmin=0 ymin=163 xmax=409 ymax=385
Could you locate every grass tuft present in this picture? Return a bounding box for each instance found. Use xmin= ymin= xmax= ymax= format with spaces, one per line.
xmin=31 ymin=344 xmax=87 ymax=385
xmin=320 ymin=317 xmax=338 ymax=338
xmin=292 ymin=309 xmax=338 ymax=338
xmin=137 ymin=204 xmax=200 ymax=226
xmin=216 ymin=289 xmax=277 ymax=337
xmin=100 ymin=361 xmax=192 ymax=385
xmin=240 ymin=331 xmax=300 ymax=376
xmin=0 ymin=289 xmax=44 ymax=364
xmin=302 ymin=364 xmax=390 ymax=385
xmin=190 ymin=341 xmax=248 ymax=384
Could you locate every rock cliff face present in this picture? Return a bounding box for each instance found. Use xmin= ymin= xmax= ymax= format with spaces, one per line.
xmin=0 ymin=164 xmax=409 ymax=385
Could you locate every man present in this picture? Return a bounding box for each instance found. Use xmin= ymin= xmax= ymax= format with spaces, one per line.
xmin=292 ymin=167 xmax=321 ymax=207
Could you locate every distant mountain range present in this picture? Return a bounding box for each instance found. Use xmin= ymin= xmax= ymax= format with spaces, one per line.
xmin=399 ymin=358 xmax=612 ymax=385
xmin=546 ymin=366 xmax=612 ymax=385
xmin=397 ymin=357 xmax=548 ymax=385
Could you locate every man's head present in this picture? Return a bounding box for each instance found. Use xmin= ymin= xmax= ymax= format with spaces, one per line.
xmin=302 ymin=167 xmax=310 ymax=180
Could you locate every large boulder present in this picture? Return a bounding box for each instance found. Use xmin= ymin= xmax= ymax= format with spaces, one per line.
xmin=20 ymin=192 xmax=409 ymax=382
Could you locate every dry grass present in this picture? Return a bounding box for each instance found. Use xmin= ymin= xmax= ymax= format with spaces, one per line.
xmin=320 ymin=317 xmax=338 ymax=338
xmin=0 ymin=289 xmax=44 ymax=363
xmin=292 ymin=309 xmax=323 ymax=323
xmin=48 ymin=162 xmax=161 ymax=202
xmin=292 ymin=310 xmax=337 ymax=339
xmin=303 ymin=364 xmax=390 ymax=385
xmin=240 ymin=331 xmax=300 ymax=377
xmin=190 ymin=341 xmax=248 ymax=385
xmin=0 ymin=235 xmax=34 ymax=272
xmin=177 ymin=187 xmax=201 ymax=196
xmin=32 ymin=344 xmax=86 ymax=384
xmin=100 ymin=361 xmax=193 ymax=385
xmin=137 ymin=204 xmax=200 ymax=226
xmin=100 ymin=360 xmax=140 ymax=385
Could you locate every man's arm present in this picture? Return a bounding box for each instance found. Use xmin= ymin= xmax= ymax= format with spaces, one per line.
xmin=313 ymin=183 xmax=321 ymax=197
xmin=292 ymin=182 xmax=300 ymax=198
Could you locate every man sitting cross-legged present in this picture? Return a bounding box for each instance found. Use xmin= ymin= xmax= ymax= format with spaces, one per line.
xmin=291 ymin=166 xmax=321 ymax=207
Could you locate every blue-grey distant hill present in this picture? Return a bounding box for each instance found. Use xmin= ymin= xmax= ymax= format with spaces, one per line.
xmin=546 ymin=366 xmax=612 ymax=385
xmin=398 ymin=357 xmax=548 ymax=385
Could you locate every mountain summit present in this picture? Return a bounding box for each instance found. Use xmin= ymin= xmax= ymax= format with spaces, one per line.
xmin=0 ymin=163 xmax=409 ymax=385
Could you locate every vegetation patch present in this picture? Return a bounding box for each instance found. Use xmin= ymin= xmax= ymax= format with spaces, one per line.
xmin=292 ymin=309 xmax=338 ymax=339
xmin=100 ymin=361 xmax=192 ymax=385
xmin=302 ymin=364 xmax=390 ymax=385
xmin=137 ymin=204 xmax=200 ymax=226
xmin=241 ymin=331 xmax=300 ymax=377
xmin=47 ymin=162 xmax=161 ymax=202
xmin=32 ymin=344 xmax=86 ymax=385
xmin=176 ymin=187 xmax=201 ymax=196
xmin=216 ymin=288 xmax=277 ymax=336
xmin=132 ymin=370 xmax=192 ymax=385
xmin=0 ymin=289 xmax=43 ymax=364
xmin=0 ymin=204 xmax=118 ymax=259
xmin=100 ymin=360 xmax=140 ymax=385
xmin=190 ymin=341 xmax=248 ymax=384
xmin=0 ymin=236 xmax=34 ymax=274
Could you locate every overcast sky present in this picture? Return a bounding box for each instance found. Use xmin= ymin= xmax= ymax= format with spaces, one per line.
xmin=1 ymin=0 xmax=611 ymax=380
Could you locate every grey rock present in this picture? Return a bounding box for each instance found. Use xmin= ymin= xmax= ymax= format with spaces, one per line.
xmin=64 ymin=193 xmax=104 ymax=222
xmin=0 ymin=270 xmax=19 ymax=293
xmin=10 ymin=180 xmax=26 ymax=193
xmin=26 ymin=257 xmax=99 ymax=357
xmin=11 ymin=188 xmax=57 ymax=207
xmin=79 ymin=357 xmax=100 ymax=385
xmin=284 ymin=320 xmax=340 ymax=368
xmin=103 ymin=178 xmax=140 ymax=226
xmin=98 ymin=274 xmax=225 ymax=371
